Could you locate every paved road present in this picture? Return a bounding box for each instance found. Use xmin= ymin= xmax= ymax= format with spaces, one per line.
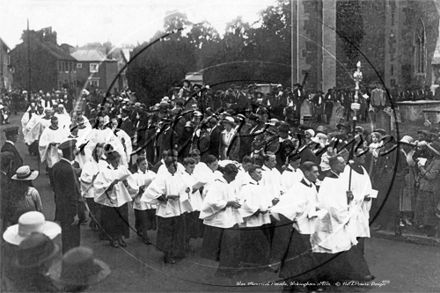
xmin=2 ymin=113 xmax=440 ymax=292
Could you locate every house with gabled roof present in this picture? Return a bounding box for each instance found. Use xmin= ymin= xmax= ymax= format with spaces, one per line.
xmin=71 ymin=48 xmax=118 ymax=93
xmin=10 ymin=27 xmax=77 ymax=92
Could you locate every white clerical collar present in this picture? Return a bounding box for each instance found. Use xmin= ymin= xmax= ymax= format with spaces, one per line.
xmin=262 ymin=165 xmax=272 ymax=171
xmin=303 ymin=177 xmax=312 ymax=186
xmin=61 ymin=157 xmax=74 ymax=165
xmin=330 ymin=170 xmax=340 ymax=178
xmin=249 ymin=178 xmax=260 ymax=185
xmin=5 ymin=140 xmax=14 ymax=146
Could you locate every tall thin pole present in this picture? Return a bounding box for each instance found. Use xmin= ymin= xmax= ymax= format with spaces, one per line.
xmin=291 ymin=0 xmax=294 ymax=89
xmin=296 ymin=0 xmax=300 ymax=84
xmin=27 ymin=19 xmax=31 ymax=94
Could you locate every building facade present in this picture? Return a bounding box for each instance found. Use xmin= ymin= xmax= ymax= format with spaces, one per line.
xmin=71 ymin=49 xmax=119 ymax=93
xmin=294 ymin=0 xmax=440 ymax=92
xmin=0 ymin=38 xmax=13 ymax=91
xmin=10 ymin=27 xmax=77 ymax=93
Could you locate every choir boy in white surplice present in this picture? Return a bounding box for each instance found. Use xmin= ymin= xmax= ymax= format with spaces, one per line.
xmin=141 ymin=157 xmax=190 ymax=264
xmin=39 ymin=116 xmax=68 ymax=186
xmin=200 ymin=164 xmax=243 ymax=278
xmin=94 ymin=150 xmax=139 ymax=248
xmin=270 ymin=162 xmax=322 ymax=290
xmin=200 ymin=155 xmax=223 ymax=197
xmin=260 ymin=152 xmax=282 ymax=245
xmin=79 ymin=142 xmax=106 ymax=231
xmin=261 ymin=152 xmax=282 ymax=204
xmin=181 ymin=157 xmax=205 ymax=250
xmin=311 ymin=155 xmax=373 ymax=283
xmin=25 ymin=108 xmax=53 ymax=146
xmin=280 ymin=154 xmax=304 ymax=194
xmin=238 ymin=165 xmax=272 ymax=272
xmin=343 ymin=148 xmax=373 ymax=255
xmin=131 ymin=156 xmax=157 ymax=245
xmin=233 ymin=155 xmax=254 ymax=193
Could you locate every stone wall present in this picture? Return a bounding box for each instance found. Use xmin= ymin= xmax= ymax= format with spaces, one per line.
xmin=298 ymin=0 xmax=322 ymax=91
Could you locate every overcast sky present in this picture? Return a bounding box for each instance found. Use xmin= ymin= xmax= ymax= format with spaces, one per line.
xmin=0 ymin=0 xmax=276 ymax=49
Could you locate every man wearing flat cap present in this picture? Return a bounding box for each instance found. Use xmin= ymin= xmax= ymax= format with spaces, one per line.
xmin=1 ymin=126 xmax=23 ymax=178
xmin=52 ymin=139 xmax=82 ymax=253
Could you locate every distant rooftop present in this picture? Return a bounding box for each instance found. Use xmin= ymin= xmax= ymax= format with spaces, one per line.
xmin=71 ymin=49 xmax=116 ymax=62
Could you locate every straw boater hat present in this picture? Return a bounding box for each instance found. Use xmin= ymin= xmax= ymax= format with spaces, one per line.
xmin=3 ymin=211 xmax=61 ymax=245
xmin=49 ymin=247 xmax=111 ymax=286
xmin=11 ymin=165 xmax=39 ymax=181
xmin=14 ymin=232 xmax=60 ymax=268
xmin=399 ymin=135 xmax=416 ymax=146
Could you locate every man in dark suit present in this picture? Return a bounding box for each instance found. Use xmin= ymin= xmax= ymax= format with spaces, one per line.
xmin=119 ymin=106 xmax=134 ymax=138
xmin=1 ymin=126 xmax=23 ymax=178
xmin=0 ymin=152 xmax=13 ymax=231
xmin=52 ymin=139 xmax=82 ymax=253
xmin=207 ymin=116 xmax=222 ymax=160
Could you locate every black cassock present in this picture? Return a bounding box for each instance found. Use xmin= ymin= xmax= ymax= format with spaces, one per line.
xmin=52 ymin=159 xmax=81 ymax=253
xmin=1 ymin=142 xmax=23 ymax=178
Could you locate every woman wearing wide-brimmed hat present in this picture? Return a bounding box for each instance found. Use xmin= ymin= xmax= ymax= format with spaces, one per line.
xmin=415 ymin=141 xmax=440 ymax=237
xmin=3 ymin=232 xmax=61 ymax=292
xmin=397 ymin=136 xmax=418 ymax=235
xmin=9 ymin=165 xmax=42 ymax=224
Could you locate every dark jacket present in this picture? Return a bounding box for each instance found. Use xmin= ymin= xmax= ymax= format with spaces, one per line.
xmin=1 ymin=142 xmax=23 ymax=178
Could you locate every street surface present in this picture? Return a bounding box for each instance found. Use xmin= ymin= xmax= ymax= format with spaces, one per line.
xmin=1 ymin=113 xmax=439 ymax=292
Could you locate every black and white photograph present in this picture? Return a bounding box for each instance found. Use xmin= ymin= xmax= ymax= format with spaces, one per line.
xmin=1 ymin=0 xmax=440 ymax=292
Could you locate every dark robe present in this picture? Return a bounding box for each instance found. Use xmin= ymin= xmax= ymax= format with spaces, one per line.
xmin=52 ymin=159 xmax=81 ymax=253
xmin=1 ymin=142 xmax=23 ymax=178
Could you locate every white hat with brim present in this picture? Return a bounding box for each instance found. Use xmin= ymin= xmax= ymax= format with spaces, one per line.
xmin=3 ymin=211 xmax=61 ymax=245
xmin=11 ymin=165 xmax=39 ymax=181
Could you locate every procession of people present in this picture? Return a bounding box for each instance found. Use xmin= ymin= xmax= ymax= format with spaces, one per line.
xmin=1 ymin=79 xmax=440 ymax=292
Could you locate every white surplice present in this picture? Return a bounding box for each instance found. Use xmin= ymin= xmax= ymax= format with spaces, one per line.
xmin=280 ymin=167 xmax=304 ymax=194
xmin=80 ymin=159 xmax=107 ymax=199
xmin=238 ymin=178 xmax=272 ymax=228
xmin=25 ymin=116 xmax=51 ymax=145
xmin=261 ymin=165 xmax=282 ymax=201
xmin=132 ymin=170 xmax=157 ymax=210
xmin=311 ymin=173 xmax=357 ymax=254
xmin=94 ymin=164 xmax=138 ymax=207
xmin=38 ymin=126 xmax=68 ymax=167
xmin=271 ymin=178 xmax=320 ymax=235
xmin=342 ymin=165 xmax=373 ymax=239
xmin=200 ymin=177 xmax=243 ymax=228
xmin=141 ymin=171 xmax=189 ymax=217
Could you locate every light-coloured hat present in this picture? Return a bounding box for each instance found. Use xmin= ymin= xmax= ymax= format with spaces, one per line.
xmin=3 ymin=211 xmax=61 ymax=245
xmin=305 ymin=129 xmax=315 ymax=137
xmin=223 ymin=116 xmax=235 ymax=125
xmin=11 ymin=165 xmax=39 ymax=181
xmin=49 ymin=247 xmax=111 ymax=286
xmin=399 ymin=135 xmax=415 ymax=146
